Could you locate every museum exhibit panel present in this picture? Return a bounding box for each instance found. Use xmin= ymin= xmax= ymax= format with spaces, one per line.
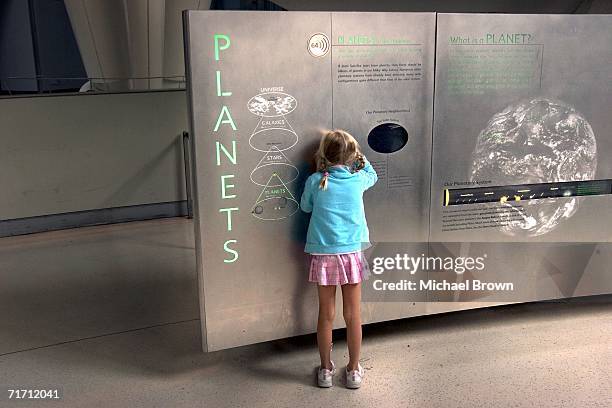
xmin=184 ymin=11 xmax=611 ymax=351
xmin=429 ymin=13 xmax=612 ymax=304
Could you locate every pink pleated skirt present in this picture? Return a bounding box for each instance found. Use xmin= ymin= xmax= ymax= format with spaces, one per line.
xmin=308 ymin=251 xmax=371 ymax=286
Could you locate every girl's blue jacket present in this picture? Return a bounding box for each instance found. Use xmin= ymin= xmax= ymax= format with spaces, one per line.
xmin=300 ymin=158 xmax=378 ymax=254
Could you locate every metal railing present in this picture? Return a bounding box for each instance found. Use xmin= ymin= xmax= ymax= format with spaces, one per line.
xmin=182 ymin=131 xmax=194 ymax=219
xmin=0 ymin=75 xmax=187 ymax=97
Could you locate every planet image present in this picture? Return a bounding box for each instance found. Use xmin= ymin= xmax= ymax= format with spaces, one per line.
xmin=470 ymin=97 xmax=597 ymax=237
xmin=367 ymin=123 xmax=409 ymax=154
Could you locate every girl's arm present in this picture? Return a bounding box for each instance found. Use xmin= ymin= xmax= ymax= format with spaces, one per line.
xmin=358 ymin=155 xmax=378 ymax=191
xmin=300 ymin=175 xmax=315 ymax=213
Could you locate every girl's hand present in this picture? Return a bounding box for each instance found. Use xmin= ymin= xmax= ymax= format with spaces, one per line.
xmin=353 ymin=153 xmax=366 ymax=171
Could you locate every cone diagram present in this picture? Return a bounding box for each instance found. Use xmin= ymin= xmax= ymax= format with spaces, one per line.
xmin=248 ymin=115 xmax=298 ymax=152
xmin=251 ymin=172 xmax=299 ymax=221
xmin=248 ymin=91 xmax=300 ymax=221
xmin=250 ymin=146 xmax=299 ymax=187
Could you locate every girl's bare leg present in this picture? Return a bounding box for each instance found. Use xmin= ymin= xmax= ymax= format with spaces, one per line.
xmin=341 ymin=282 xmax=362 ymax=371
xmin=317 ymin=284 xmax=337 ymax=369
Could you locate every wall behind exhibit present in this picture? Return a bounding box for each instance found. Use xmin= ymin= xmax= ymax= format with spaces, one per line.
xmin=0 ymin=91 xmax=189 ymax=233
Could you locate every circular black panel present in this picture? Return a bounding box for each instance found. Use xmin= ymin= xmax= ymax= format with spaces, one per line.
xmin=367 ymin=123 xmax=408 ymax=154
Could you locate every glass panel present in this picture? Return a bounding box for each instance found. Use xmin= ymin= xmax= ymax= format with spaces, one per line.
xmin=0 ymin=0 xmax=284 ymax=97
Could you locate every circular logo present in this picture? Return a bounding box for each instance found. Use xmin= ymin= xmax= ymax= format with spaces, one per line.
xmin=308 ymin=33 xmax=330 ymax=57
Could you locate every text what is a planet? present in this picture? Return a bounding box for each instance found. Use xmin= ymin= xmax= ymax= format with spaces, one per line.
xmin=470 ymin=97 xmax=597 ymax=237
xmin=367 ymin=123 xmax=409 ymax=154
xmin=247 ymin=92 xmax=297 ymax=117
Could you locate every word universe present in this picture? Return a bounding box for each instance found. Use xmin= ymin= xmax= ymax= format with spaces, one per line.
xmin=212 ymin=34 xmax=239 ymax=263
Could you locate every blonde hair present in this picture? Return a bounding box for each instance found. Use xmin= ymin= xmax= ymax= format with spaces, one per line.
xmin=315 ymin=129 xmax=362 ymax=190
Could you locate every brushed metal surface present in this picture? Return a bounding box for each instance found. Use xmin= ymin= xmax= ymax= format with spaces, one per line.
xmin=431 ymin=14 xmax=612 ymax=243
xmin=185 ymin=11 xmax=611 ymax=351
xmin=430 ymin=14 xmax=612 ymax=308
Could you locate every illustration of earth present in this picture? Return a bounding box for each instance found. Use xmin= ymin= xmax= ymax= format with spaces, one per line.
xmin=470 ymin=97 xmax=597 ymax=237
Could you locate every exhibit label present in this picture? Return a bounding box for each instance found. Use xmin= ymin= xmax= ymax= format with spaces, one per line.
xmin=213 ymin=33 xmax=240 ymax=263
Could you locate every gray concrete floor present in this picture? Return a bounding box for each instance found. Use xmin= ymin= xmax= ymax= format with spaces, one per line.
xmin=1 ymin=219 xmax=611 ymax=407
xmin=0 ymin=218 xmax=198 ymax=355
xmin=1 ymin=297 xmax=610 ymax=407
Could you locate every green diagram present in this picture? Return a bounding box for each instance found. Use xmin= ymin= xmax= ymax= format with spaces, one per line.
xmin=251 ymin=172 xmax=299 ymax=221
xmin=248 ymin=90 xmax=300 ymax=221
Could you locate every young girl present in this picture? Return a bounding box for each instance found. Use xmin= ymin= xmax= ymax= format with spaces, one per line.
xmin=300 ymin=129 xmax=378 ymax=389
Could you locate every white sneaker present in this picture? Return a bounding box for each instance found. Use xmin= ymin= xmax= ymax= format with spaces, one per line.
xmin=317 ymin=360 xmax=336 ymax=388
xmin=345 ymin=363 xmax=365 ymax=389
